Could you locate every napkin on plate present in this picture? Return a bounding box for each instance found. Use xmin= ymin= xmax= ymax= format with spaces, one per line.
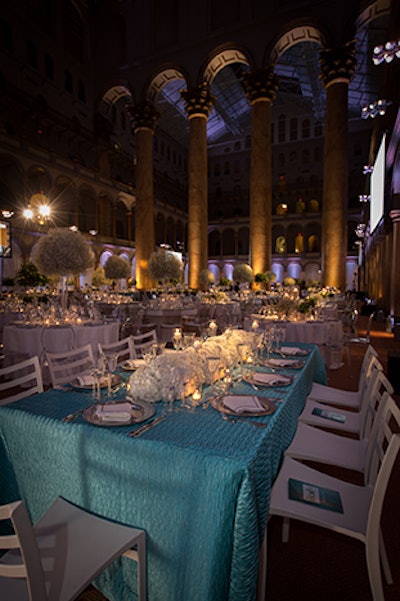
xmin=253 ymin=372 xmax=290 ymax=386
xmin=223 ymin=394 xmax=264 ymax=414
xmin=94 ymin=402 xmax=132 ymax=423
xmin=76 ymin=374 xmax=95 ymax=386
xmin=268 ymin=358 xmax=298 ymax=367
xmin=280 ymin=346 xmax=306 ymax=356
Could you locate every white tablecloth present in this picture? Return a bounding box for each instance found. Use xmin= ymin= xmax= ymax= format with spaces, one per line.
xmin=3 ymin=321 xmax=120 ymax=361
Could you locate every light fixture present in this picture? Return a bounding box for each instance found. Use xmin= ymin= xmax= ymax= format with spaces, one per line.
xmin=23 ymin=192 xmax=52 ymax=225
xmin=355 ymin=224 xmax=366 ymax=238
xmin=361 ymin=99 xmax=391 ymax=119
xmin=69 ymin=225 xmax=78 ymax=232
xmin=359 ymin=194 xmax=371 ymax=203
xmin=89 ymin=229 xmax=98 ymax=236
xmin=1 ymin=210 xmax=14 ymax=219
xmin=373 ymin=41 xmax=400 ymax=65
xmin=362 ymin=165 xmax=373 ymax=174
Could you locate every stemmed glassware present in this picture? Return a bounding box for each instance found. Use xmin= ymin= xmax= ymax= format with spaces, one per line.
xmin=91 ymin=355 xmax=106 ymax=402
xmin=101 ymin=351 xmax=118 ymax=396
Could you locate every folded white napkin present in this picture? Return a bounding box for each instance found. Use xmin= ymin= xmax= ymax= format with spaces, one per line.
xmin=268 ymin=358 xmax=297 ymax=367
xmin=76 ymin=374 xmax=95 ymax=386
xmin=94 ymin=402 xmax=132 ymax=423
xmin=253 ymin=372 xmax=290 ymax=386
xmin=223 ymin=394 xmax=264 ymax=414
xmin=280 ymin=346 xmax=303 ymax=355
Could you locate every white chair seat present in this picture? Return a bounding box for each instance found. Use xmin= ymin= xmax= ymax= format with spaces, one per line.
xmin=0 ymin=496 xmax=146 ymax=601
xmin=270 ymin=456 xmax=373 ymax=538
xmin=298 ymin=370 xmax=391 ymax=439
xmin=307 ymin=352 xmax=383 ymax=409
xmin=285 ymin=422 xmax=369 ymax=472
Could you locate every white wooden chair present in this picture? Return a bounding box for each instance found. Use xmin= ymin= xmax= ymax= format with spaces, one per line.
xmin=307 ymin=345 xmax=381 ymax=409
xmin=285 ymin=391 xmax=400 ymax=476
xmin=0 ymin=496 xmax=146 ymax=601
xmin=131 ymin=330 xmax=158 ymax=358
xmin=266 ymin=427 xmax=400 ymax=601
xmin=46 ymin=344 xmax=95 ymax=387
xmin=98 ymin=336 xmax=136 ymax=365
xmin=0 ymin=356 xmax=43 ymax=405
xmin=297 ymin=369 xmax=392 ymax=439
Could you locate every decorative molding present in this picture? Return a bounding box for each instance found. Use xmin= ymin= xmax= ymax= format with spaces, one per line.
xmin=147 ymin=69 xmax=186 ymax=103
xmin=180 ymin=82 xmax=215 ymax=118
xmin=203 ymin=49 xmax=249 ymax=84
xmin=269 ymin=26 xmax=326 ymax=64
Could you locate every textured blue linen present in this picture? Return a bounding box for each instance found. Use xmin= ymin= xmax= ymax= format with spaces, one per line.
xmin=0 ymin=343 xmax=326 ymax=601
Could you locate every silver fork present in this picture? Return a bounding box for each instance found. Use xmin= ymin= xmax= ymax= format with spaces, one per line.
xmin=221 ymin=414 xmax=266 ymax=428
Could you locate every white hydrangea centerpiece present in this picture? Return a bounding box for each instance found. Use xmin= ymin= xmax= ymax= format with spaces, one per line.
xmin=128 ymin=329 xmax=255 ymax=402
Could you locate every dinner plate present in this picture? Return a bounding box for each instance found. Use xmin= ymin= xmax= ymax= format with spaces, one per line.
xmin=70 ymin=373 xmax=122 ymax=390
xmin=246 ymin=372 xmax=293 ymax=387
xmin=82 ymin=399 xmax=155 ymax=426
xmin=211 ymin=394 xmax=277 ymax=417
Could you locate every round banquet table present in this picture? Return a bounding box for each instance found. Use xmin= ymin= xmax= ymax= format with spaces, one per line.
xmin=2 ymin=321 xmax=120 ymax=383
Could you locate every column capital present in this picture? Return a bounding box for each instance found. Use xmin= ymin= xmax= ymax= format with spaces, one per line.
xmin=390 ymin=209 xmax=400 ymax=223
xmin=242 ymin=66 xmax=279 ymax=105
xmin=319 ymin=40 xmax=357 ymax=88
xmin=128 ymin=102 xmax=159 ymax=132
xmin=181 ymin=82 xmax=215 ymax=119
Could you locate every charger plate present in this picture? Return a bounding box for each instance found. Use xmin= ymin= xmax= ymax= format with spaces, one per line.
xmin=211 ymin=394 xmax=278 ymax=417
xmin=83 ymin=399 xmax=154 ymax=426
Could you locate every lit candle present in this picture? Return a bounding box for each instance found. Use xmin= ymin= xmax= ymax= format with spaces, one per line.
xmin=173 ymin=328 xmax=182 ymax=339
xmin=208 ymin=321 xmax=217 ymax=336
xmin=251 ymin=319 xmax=259 ymax=331
xmin=192 ymin=389 xmax=202 ymax=402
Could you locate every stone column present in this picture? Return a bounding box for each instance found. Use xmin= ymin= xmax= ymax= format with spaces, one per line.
xmin=319 ymin=41 xmax=356 ymax=290
xmin=129 ymin=102 xmax=158 ymax=290
xmin=243 ymin=66 xmax=278 ymax=277
xmin=181 ymin=83 xmax=215 ymax=289
xmin=390 ymin=210 xmax=400 ymax=319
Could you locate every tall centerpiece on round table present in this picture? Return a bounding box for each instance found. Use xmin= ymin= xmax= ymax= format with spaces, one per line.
xmin=32 ymin=228 xmax=94 ymax=310
xmin=104 ymin=255 xmax=130 ymax=290
xmin=148 ymin=247 xmax=183 ymax=290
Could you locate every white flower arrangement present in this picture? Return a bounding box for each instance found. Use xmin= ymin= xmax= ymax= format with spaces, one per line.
xmin=128 ymin=329 xmax=255 ymax=402
xmin=33 ymin=228 xmax=94 ymax=277
xmin=148 ymin=248 xmax=183 ymax=283
xmin=199 ymin=269 xmax=215 ymax=289
xmin=233 ymin=263 xmax=254 ymax=284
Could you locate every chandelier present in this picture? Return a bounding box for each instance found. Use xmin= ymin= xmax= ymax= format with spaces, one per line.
xmin=361 ymin=99 xmax=391 ymax=119
xmin=373 ymin=41 xmax=400 ymax=65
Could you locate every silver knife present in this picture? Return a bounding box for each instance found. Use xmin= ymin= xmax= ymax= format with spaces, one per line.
xmin=129 ymin=415 xmax=164 ymax=437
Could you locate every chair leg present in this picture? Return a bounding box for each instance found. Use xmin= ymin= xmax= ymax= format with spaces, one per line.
xmin=123 ymin=532 xmax=147 ymax=601
xmin=366 ymin=537 xmax=385 ymax=601
xmin=282 ymin=517 xmax=290 ymax=542
xmin=379 ymin=528 xmax=393 ymax=585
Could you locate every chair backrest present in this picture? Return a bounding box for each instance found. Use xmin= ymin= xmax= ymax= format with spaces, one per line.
xmin=46 ymin=343 xmax=95 ymax=387
xmin=364 ymin=392 xmax=400 ymax=485
xmin=358 ymin=345 xmax=379 ymax=390
xmin=366 ymin=431 xmax=400 ymax=556
xmin=358 ymin=352 xmax=382 ymax=393
xmin=0 ymin=499 xmax=47 ymax=601
xmin=0 ymin=356 xmax=44 ymax=405
xmin=130 ymin=329 xmax=157 ymax=358
xmin=359 ymin=369 xmax=394 ymax=439
xmin=98 ymin=336 xmax=136 ymax=365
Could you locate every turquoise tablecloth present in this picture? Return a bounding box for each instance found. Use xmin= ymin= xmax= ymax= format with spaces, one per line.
xmin=0 ymin=344 xmax=326 ymax=601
